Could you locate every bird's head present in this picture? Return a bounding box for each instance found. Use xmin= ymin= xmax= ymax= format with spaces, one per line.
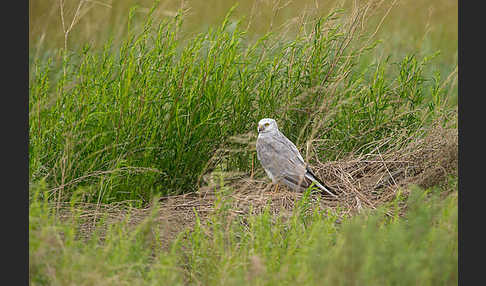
xmin=257 ymin=118 xmax=278 ymax=133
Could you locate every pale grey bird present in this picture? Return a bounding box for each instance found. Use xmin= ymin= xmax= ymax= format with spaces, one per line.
xmin=256 ymin=118 xmax=337 ymax=197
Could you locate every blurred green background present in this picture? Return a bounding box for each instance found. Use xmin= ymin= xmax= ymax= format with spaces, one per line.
xmin=29 ymin=0 xmax=457 ymax=65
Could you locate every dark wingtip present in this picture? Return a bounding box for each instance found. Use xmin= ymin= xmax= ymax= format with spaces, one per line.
xmin=305 ymin=167 xmax=338 ymax=197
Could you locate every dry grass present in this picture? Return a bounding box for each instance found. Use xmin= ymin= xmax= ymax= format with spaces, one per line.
xmin=54 ymin=113 xmax=457 ymax=247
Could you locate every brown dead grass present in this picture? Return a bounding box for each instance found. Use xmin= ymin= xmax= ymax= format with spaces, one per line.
xmin=55 ymin=115 xmax=457 ymax=247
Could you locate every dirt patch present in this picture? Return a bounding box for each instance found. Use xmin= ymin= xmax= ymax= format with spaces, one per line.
xmin=56 ymin=117 xmax=457 ymax=246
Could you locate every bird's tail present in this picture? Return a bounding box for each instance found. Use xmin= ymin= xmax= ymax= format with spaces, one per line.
xmin=304 ymin=168 xmax=338 ymax=198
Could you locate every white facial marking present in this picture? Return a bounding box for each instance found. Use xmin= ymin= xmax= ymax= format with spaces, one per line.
xmin=258 ymin=118 xmax=277 ymax=133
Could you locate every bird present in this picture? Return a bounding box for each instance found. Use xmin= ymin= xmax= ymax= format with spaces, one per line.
xmin=255 ymin=118 xmax=337 ymax=198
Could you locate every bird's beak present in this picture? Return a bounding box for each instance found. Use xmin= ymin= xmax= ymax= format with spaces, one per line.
xmin=258 ymin=124 xmax=263 ymax=132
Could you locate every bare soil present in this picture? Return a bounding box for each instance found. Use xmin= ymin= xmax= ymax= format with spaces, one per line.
xmin=55 ymin=117 xmax=458 ymax=247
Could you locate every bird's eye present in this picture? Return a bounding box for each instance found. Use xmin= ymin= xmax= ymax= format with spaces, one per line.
xmin=264 ymin=123 xmax=270 ymax=127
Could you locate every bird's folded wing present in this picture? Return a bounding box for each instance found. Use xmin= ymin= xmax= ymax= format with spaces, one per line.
xmin=257 ymin=133 xmax=307 ymax=180
xmin=272 ymin=131 xmax=306 ymax=164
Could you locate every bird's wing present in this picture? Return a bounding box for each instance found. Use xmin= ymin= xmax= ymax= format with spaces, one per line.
xmin=273 ymin=131 xmax=337 ymax=196
xmin=304 ymin=167 xmax=337 ymax=197
xmin=257 ymin=130 xmax=337 ymax=196
xmin=256 ymin=132 xmax=307 ymax=185
xmin=274 ymin=131 xmax=306 ymax=165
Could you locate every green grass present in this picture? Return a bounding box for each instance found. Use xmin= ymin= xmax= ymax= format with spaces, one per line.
xmin=29 ymin=1 xmax=457 ymax=64
xmin=29 ymin=182 xmax=457 ymax=285
xmin=29 ymin=3 xmax=456 ymax=203
xmin=29 ymin=2 xmax=457 ymax=284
